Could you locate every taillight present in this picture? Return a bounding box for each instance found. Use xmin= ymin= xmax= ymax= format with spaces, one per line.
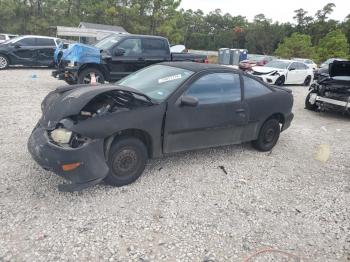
xmin=204 ymin=58 xmax=209 ymax=64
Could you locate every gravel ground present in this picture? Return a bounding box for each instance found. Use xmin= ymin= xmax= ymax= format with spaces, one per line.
xmin=0 ymin=68 xmax=349 ymax=262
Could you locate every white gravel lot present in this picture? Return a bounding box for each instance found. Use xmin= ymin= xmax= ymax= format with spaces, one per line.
xmin=0 ymin=68 xmax=349 ymax=262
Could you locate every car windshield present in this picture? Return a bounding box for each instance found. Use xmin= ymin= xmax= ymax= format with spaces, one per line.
xmin=264 ymin=60 xmax=290 ymax=69
xmin=118 ymin=65 xmax=194 ymax=102
xmin=95 ymin=35 xmax=123 ymax=50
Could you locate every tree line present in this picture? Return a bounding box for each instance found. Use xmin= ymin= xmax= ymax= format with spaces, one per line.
xmin=0 ymin=0 xmax=349 ymax=62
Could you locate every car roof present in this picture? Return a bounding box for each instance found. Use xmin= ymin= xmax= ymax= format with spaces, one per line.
xmin=159 ymin=62 xmax=239 ymax=73
xmin=21 ymin=35 xmax=58 ymax=40
xmin=117 ymin=34 xmax=168 ymax=41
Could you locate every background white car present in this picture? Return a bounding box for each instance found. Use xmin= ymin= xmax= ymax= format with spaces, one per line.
xmin=292 ymin=58 xmax=317 ymax=70
xmin=251 ymin=59 xmax=314 ymax=86
xmin=0 ymin=33 xmax=18 ymax=44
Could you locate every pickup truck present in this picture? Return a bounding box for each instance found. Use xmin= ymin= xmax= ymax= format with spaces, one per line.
xmin=52 ymin=34 xmax=208 ymax=85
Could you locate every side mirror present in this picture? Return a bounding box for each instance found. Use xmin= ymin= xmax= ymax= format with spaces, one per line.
xmin=14 ymin=44 xmax=21 ymax=49
xmin=289 ymin=67 xmax=296 ymax=71
xmin=180 ymin=96 xmax=198 ymax=107
xmin=114 ymin=48 xmax=125 ymax=56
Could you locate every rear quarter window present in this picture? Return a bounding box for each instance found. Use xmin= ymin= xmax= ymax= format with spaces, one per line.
xmin=243 ymin=76 xmax=272 ymax=99
xmin=36 ymin=38 xmax=56 ymax=46
xmin=142 ymin=38 xmax=169 ymax=55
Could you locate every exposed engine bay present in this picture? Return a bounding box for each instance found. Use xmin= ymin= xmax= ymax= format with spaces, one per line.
xmin=41 ymin=86 xmax=153 ymax=149
xmin=76 ymin=90 xmax=151 ymax=120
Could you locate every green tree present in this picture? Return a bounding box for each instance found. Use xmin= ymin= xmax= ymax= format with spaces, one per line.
xmin=274 ymin=33 xmax=314 ymax=58
xmin=316 ymin=29 xmax=349 ymax=62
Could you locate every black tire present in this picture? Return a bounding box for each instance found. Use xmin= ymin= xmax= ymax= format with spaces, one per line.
xmin=252 ymin=118 xmax=281 ymax=152
xmin=0 ymin=54 xmax=9 ymax=70
xmin=305 ymin=91 xmax=318 ymax=111
xmin=274 ymin=76 xmax=285 ymax=86
xmin=77 ymin=68 xmax=105 ymax=84
xmin=303 ymin=75 xmax=312 ymax=86
xmin=104 ymin=137 xmax=148 ymax=187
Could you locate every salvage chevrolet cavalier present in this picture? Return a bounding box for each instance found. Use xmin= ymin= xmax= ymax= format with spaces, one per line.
xmin=28 ymin=62 xmax=294 ymax=192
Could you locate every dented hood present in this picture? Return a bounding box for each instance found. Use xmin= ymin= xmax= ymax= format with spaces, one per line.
xmin=329 ymin=60 xmax=350 ymax=78
xmin=40 ymin=84 xmax=150 ymax=129
xmin=58 ymin=43 xmax=101 ymax=64
xmin=252 ymin=66 xmax=282 ymax=74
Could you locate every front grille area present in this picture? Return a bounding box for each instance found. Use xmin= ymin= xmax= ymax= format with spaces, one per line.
xmin=252 ymin=71 xmax=267 ymax=76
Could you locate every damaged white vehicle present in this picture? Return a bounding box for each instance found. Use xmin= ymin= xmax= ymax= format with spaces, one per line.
xmin=251 ymin=60 xmax=314 ymax=86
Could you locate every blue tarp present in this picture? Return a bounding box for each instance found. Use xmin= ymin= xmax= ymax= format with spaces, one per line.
xmin=54 ymin=43 xmax=101 ymax=64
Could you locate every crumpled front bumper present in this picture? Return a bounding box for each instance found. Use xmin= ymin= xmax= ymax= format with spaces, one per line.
xmin=27 ymin=124 xmax=109 ymax=192
xmin=52 ymin=66 xmax=79 ymax=84
xmin=254 ymin=74 xmax=279 ymax=84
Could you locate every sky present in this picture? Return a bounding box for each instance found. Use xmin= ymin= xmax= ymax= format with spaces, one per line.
xmin=179 ymin=0 xmax=349 ymax=23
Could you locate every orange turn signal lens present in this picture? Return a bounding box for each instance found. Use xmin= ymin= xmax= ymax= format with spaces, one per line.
xmin=62 ymin=162 xmax=81 ymax=171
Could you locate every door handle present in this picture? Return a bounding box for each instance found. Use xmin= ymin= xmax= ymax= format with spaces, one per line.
xmin=138 ymin=57 xmax=145 ymax=61
xmin=235 ymin=109 xmax=245 ymax=113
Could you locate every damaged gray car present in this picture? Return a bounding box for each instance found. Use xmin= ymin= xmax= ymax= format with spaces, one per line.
xmin=306 ymin=60 xmax=350 ymax=114
xmin=28 ymin=62 xmax=294 ymax=192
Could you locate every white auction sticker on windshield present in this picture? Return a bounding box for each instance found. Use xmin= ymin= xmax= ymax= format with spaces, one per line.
xmin=158 ymin=74 xmax=182 ymax=84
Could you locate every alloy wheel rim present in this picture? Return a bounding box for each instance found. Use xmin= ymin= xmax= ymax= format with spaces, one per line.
xmin=0 ymin=57 xmax=7 ymax=68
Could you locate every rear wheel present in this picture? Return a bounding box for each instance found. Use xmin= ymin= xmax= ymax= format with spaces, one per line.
xmin=304 ymin=75 xmax=312 ymax=86
xmin=305 ymin=91 xmax=318 ymax=111
xmin=0 ymin=55 xmax=9 ymax=70
xmin=104 ymin=137 xmax=148 ymax=187
xmin=78 ymin=68 xmax=105 ymax=84
xmin=252 ymin=119 xmax=281 ymax=152
xmin=274 ymin=76 xmax=285 ymax=86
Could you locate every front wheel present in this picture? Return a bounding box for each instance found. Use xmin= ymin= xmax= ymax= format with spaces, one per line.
xmin=78 ymin=68 xmax=105 ymax=84
xmin=304 ymin=75 xmax=312 ymax=86
xmin=0 ymin=55 xmax=9 ymax=70
xmin=274 ymin=76 xmax=285 ymax=86
xmin=252 ymin=119 xmax=281 ymax=152
xmin=305 ymin=91 xmax=318 ymax=111
xmin=104 ymin=137 xmax=148 ymax=187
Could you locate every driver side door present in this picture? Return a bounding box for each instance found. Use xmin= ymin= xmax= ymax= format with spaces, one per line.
xmin=163 ymin=72 xmax=249 ymax=153
xmin=10 ymin=37 xmax=38 ymax=66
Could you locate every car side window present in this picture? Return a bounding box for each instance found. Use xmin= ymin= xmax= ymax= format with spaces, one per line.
xmin=185 ymin=73 xmax=241 ymax=105
xmin=289 ymin=62 xmax=298 ymax=70
xmin=117 ymin=38 xmax=142 ymax=56
xmin=243 ymin=76 xmax=272 ymax=99
xmin=0 ymin=35 xmax=5 ymax=40
xmin=36 ymin=38 xmax=56 ymax=46
xmin=295 ymin=62 xmax=306 ymax=70
xmin=299 ymin=63 xmax=308 ymax=70
xmin=16 ymin=38 xmax=36 ymax=46
xmin=143 ymin=38 xmax=169 ymax=55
